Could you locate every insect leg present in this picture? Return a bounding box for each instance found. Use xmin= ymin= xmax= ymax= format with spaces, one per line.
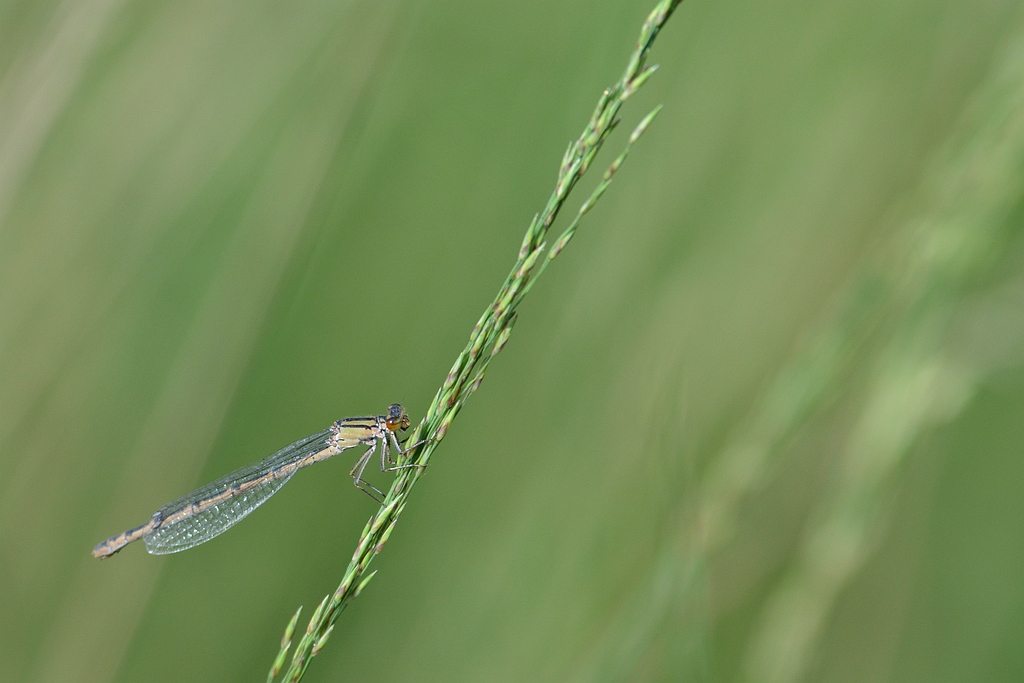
xmin=382 ymin=429 xmax=428 ymax=473
xmin=350 ymin=441 xmax=385 ymax=503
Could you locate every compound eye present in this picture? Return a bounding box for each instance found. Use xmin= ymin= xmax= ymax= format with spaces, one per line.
xmin=385 ymin=403 xmax=407 ymax=430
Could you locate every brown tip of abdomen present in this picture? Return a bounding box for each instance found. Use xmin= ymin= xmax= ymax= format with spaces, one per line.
xmin=93 ymin=519 xmax=154 ymax=559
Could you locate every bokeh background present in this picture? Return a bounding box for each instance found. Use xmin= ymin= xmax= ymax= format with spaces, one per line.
xmin=3 ymin=0 xmax=1024 ymax=681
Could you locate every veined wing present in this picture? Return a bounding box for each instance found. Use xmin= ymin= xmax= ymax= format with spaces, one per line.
xmin=145 ymin=474 xmax=295 ymax=554
xmin=144 ymin=427 xmax=334 ymax=554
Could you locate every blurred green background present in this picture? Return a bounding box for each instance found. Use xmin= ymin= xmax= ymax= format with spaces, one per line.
xmin=3 ymin=0 xmax=1024 ymax=681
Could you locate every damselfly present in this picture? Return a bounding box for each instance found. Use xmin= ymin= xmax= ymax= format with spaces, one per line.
xmin=93 ymin=404 xmax=424 ymax=558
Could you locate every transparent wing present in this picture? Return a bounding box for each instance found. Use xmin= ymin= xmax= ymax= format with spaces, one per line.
xmin=143 ymin=427 xmax=334 ymax=554
xmin=144 ymin=472 xmax=295 ymax=554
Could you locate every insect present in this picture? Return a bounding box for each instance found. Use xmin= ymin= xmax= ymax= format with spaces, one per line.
xmin=93 ymin=404 xmax=424 ymax=558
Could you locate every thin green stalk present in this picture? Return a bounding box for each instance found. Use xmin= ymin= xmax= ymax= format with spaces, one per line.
xmin=268 ymin=2 xmax=684 ymax=680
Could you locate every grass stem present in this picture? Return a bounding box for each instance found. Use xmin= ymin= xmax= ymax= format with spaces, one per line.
xmin=268 ymin=2 xmax=684 ymax=680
